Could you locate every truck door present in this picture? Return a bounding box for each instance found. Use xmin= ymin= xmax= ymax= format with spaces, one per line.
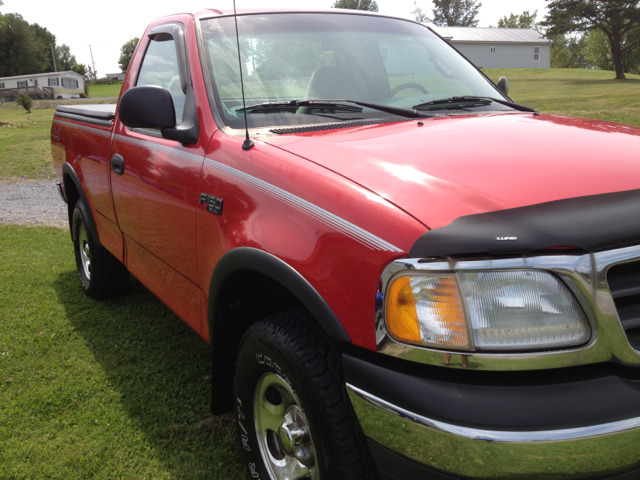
xmin=109 ymin=22 xmax=205 ymax=334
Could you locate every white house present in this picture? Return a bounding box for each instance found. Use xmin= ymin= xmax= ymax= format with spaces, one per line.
xmin=0 ymin=70 xmax=85 ymax=103
xmin=428 ymin=26 xmax=552 ymax=69
xmin=106 ymin=73 xmax=126 ymax=81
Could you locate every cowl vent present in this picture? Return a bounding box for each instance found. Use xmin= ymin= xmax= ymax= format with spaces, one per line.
xmin=270 ymin=119 xmax=404 ymax=135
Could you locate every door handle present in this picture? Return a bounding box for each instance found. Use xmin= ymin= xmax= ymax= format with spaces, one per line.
xmin=111 ymin=154 xmax=125 ymax=175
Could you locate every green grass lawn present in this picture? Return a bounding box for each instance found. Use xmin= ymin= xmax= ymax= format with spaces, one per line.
xmin=0 ymin=98 xmax=116 ymax=180
xmin=0 ymin=226 xmax=245 ymax=479
xmin=0 ymin=108 xmax=57 ymax=179
xmin=484 ymin=68 xmax=640 ymax=126
xmin=88 ymin=82 xmax=123 ymax=98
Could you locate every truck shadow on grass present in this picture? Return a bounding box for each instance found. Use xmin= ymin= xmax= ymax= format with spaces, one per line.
xmin=53 ymin=270 xmax=246 ymax=480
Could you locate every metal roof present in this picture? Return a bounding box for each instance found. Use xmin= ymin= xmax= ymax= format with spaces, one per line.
xmin=0 ymin=70 xmax=82 ymax=82
xmin=429 ymin=26 xmax=552 ymax=44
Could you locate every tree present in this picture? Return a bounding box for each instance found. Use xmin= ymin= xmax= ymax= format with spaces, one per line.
xmin=31 ymin=23 xmax=57 ymax=72
xmin=623 ymin=29 xmax=640 ymax=73
xmin=412 ymin=1 xmax=429 ymax=22
xmin=583 ymin=28 xmax=640 ymax=72
xmin=15 ymin=93 xmax=33 ymax=113
xmin=86 ymin=65 xmax=97 ymax=81
xmin=416 ymin=0 xmax=482 ymax=27
xmin=118 ymin=37 xmax=139 ymax=73
xmin=55 ymin=44 xmax=77 ymax=71
xmin=333 ymin=0 xmax=378 ymax=12
xmin=550 ymin=34 xmax=589 ymax=68
xmin=71 ymin=63 xmax=87 ymax=77
xmin=0 ymin=13 xmax=48 ymax=76
xmin=496 ymin=10 xmax=538 ymax=29
xmin=542 ymin=0 xmax=640 ymax=80
xmin=332 ymin=0 xmax=378 ymax=10
xmin=583 ymin=29 xmax=615 ymax=70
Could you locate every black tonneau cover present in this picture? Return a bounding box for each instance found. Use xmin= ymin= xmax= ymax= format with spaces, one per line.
xmin=409 ymin=189 xmax=640 ymax=258
xmin=56 ymin=104 xmax=116 ymax=120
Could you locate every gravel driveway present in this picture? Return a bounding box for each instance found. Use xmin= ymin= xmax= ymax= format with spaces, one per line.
xmin=0 ymin=179 xmax=68 ymax=229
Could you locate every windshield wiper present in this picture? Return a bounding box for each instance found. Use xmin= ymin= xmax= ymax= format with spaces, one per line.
xmin=238 ymin=99 xmax=433 ymax=119
xmin=413 ymin=96 xmax=538 ymax=113
xmin=237 ymin=100 xmax=362 ymax=114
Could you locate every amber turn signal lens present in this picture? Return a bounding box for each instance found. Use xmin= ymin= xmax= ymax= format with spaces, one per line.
xmin=387 ymin=276 xmax=421 ymax=342
xmin=386 ymin=275 xmax=471 ymax=349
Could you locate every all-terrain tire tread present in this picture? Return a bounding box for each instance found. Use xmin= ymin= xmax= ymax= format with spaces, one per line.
xmin=72 ymin=199 xmax=129 ymax=300
xmin=240 ymin=311 xmax=379 ymax=480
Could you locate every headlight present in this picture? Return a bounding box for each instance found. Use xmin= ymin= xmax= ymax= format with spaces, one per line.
xmin=385 ymin=270 xmax=590 ymax=352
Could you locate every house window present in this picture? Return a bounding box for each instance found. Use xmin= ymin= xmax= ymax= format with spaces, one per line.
xmin=62 ymin=77 xmax=78 ymax=90
xmin=0 ymin=83 xmax=4 ymax=89
xmin=49 ymin=78 xmax=59 ymax=87
xmin=490 ymin=47 xmax=496 ymax=54
xmin=381 ymin=47 xmax=389 ymax=63
xmin=534 ymin=46 xmax=540 ymax=61
xmin=17 ymin=80 xmax=27 ymax=88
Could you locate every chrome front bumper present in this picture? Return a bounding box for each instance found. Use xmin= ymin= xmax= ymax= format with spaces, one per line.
xmin=348 ymin=382 xmax=640 ymax=479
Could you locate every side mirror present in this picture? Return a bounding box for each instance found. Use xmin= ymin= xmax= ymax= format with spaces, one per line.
xmin=119 ymin=85 xmax=176 ymax=129
xmin=497 ymin=76 xmax=509 ymax=95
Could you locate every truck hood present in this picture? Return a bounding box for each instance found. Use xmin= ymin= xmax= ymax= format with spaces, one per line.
xmin=263 ymin=113 xmax=640 ymax=229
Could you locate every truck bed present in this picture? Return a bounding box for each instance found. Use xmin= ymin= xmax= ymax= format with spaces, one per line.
xmin=56 ymin=104 xmax=116 ymax=121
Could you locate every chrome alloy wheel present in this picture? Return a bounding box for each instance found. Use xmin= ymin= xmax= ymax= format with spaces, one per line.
xmin=78 ymin=220 xmax=91 ymax=280
xmin=254 ymin=373 xmax=319 ymax=480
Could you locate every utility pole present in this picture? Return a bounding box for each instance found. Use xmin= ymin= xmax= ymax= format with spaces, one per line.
xmin=89 ymin=45 xmax=97 ymax=79
xmin=50 ymin=44 xmax=57 ymax=72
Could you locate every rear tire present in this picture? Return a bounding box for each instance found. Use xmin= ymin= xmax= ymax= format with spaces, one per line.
xmin=234 ymin=311 xmax=378 ymax=480
xmin=72 ymin=198 xmax=129 ymax=299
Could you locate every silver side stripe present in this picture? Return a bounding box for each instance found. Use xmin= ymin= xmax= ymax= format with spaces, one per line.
xmin=114 ymin=134 xmax=203 ymax=167
xmin=55 ymin=119 xmax=402 ymax=252
xmin=111 ymin=134 xmax=401 ymax=252
xmin=202 ymin=158 xmax=402 ymax=252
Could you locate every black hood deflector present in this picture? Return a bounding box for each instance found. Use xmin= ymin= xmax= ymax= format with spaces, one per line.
xmin=409 ymin=189 xmax=640 ymax=258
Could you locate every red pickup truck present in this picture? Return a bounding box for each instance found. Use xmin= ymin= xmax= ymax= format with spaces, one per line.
xmin=52 ymin=8 xmax=640 ymax=480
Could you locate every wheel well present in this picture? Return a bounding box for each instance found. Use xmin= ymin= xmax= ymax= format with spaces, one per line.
xmin=213 ymin=269 xmax=305 ymax=330
xmin=63 ymin=173 xmax=80 ymax=237
xmin=209 ymin=269 xmax=310 ymax=414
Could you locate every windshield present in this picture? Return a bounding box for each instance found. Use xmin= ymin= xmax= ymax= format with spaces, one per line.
xmin=200 ymin=13 xmax=509 ymax=129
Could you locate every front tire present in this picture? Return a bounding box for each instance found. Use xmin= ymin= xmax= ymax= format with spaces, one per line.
xmin=234 ymin=312 xmax=377 ymax=480
xmin=72 ymin=198 xmax=129 ymax=299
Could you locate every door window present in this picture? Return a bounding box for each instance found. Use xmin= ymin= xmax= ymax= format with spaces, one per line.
xmin=137 ymin=38 xmax=186 ymax=125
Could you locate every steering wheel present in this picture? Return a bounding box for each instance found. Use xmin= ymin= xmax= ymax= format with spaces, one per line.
xmin=390 ymin=82 xmax=429 ymax=97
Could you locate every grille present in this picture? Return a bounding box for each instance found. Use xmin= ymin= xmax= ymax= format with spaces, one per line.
xmin=607 ymin=260 xmax=640 ymax=350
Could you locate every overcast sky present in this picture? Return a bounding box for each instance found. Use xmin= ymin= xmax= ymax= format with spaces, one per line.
xmin=3 ymin=0 xmax=550 ymax=75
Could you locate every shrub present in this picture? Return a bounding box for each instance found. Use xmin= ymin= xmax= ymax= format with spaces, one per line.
xmin=79 ymin=93 xmax=87 ymax=98
xmin=15 ymin=94 xmax=33 ymax=113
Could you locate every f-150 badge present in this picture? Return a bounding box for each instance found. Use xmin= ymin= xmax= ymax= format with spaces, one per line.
xmin=200 ymin=193 xmax=224 ymax=215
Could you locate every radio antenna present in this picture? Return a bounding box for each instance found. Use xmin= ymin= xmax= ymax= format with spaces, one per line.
xmin=233 ymin=0 xmax=254 ymax=151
